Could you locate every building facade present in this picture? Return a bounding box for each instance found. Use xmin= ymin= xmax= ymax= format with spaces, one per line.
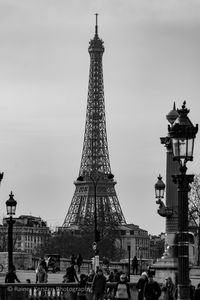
xmin=116 ymin=224 xmax=150 ymax=260
xmin=0 ymin=215 xmax=51 ymax=255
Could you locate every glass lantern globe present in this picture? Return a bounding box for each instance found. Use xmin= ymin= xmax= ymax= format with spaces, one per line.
xmin=6 ymin=192 xmax=17 ymax=216
xmin=154 ymin=174 xmax=165 ymax=199
xmin=169 ymin=101 xmax=198 ymax=163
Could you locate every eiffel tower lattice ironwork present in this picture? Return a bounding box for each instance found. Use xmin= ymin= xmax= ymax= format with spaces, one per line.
xmin=62 ymin=15 xmax=126 ymax=229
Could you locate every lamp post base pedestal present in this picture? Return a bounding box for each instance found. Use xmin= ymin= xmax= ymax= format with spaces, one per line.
xmin=177 ymin=284 xmax=190 ymax=300
xmin=153 ymin=257 xmax=178 ymax=284
xmin=153 ymin=260 xmax=199 ymax=289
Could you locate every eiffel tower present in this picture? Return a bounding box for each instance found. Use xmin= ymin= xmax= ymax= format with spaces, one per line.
xmin=62 ymin=15 xmax=126 ymax=232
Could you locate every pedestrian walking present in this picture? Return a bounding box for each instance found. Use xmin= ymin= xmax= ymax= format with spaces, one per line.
xmin=113 ymin=269 xmax=120 ymax=282
xmin=5 ymin=265 xmax=21 ymax=300
xmin=86 ymin=269 xmax=95 ymax=300
xmin=144 ymin=273 xmax=161 ymax=300
xmin=108 ymin=271 xmax=115 ymax=282
xmin=77 ymin=273 xmax=88 ymax=300
xmin=25 ymin=278 xmax=32 ymax=299
xmin=92 ymin=268 xmax=107 ymax=300
xmin=107 ymin=271 xmax=115 ymax=300
xmin=36 ymin=257 xmax=48 ymax=282
xmin=132 ymin=256 xmax=138 ymax=275
xmin=162 ymin=277 xmax=175 ymax=300
xmin=87 ymin=269 xmax=95 ymax=283
xmin=70 ymin=253 xmax=76 ymax=265
xmin=136 ymin=272 xmax=148 ymax=300
xmin=194 ymin=283 xmax=200 ymax=300
xmin=103 ymin=257 xmax=110 ymax=274
xmin=39 ymin=257 xmax=48 ymax=272
xmin=36 ymin=264 xmax=48 ymax=283
xmin=76 ymin=253 xmax=83 ymax=274
xmin=63 ymin=262 xmax=79 ymax=283
xmin=5 ymin=265 xmax=20 ymax=283
xmin=63 ymin=262 xmax=79 ymax=300
xmin=114 ymin=274 xmax=131 ymax=300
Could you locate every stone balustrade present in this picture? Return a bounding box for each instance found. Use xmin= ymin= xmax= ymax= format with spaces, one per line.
xmin=0 ymin=282 xmax=166 ymax=300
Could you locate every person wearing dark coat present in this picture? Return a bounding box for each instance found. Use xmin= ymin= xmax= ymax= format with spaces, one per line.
xmin=136 ymin=272 xmax=148 ymax=300
xmin=113 ymin=269 xmax=120 ymax=282
xmin=63 ymin=262 xmax=79 ymax=283
xmin=77 ymin=274 xmax=88 ymax=300
xmin=5 ymin=265 xmax=20 ymax=283
xmin=39 ymin=257 xmax=48 ymax=272
xmin=63 ymin=263 xmax=79 ymax=300
xmin=132 ymin=256 xmax=138 ymax=275
xmin=70 ymin=254 xmax=76 ymax=265
xmin=87 ymin=269 xmax=95 ymax=283
xmin=162 ymin=277 xmax=176 ymax=300
xmin=76 ymin=253 xmax=83 ymax=274
xmin=92 ymin=269 xmax=107 ymax=300
xmin=143 ymin=274 xmax=161 ymax=300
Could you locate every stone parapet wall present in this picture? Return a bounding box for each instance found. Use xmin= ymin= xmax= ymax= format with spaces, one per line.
xmin=0 ymin=252 xmax=32 ymax=271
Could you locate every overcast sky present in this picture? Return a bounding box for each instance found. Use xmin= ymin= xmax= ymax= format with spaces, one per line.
xmin=0 ymin=0 xmax=200 ymax=235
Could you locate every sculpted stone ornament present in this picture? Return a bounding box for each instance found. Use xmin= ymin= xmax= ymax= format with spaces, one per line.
xmin=156 ymin=199 xmax=173 ymax=218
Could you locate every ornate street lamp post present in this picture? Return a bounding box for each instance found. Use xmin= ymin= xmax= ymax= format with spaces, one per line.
xmin=77 ymin=174 xmax=101 ymax=254
xmin=6 ymin=191 xmax=17 ymax=271
xmin=90 ymin=173 xmax=114 ymax=249
xmin=78 ymin=172 xmax=114 ymax=255
xmin=168 ymin=101 xmax=198 ymax=300
xmin=154 ymin=174 xmax=173 ymax=217
xmin=77 ymin=172 xmax=113 ymax=272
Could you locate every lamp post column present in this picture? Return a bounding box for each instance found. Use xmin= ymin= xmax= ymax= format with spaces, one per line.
xmin=173 ymin=171 xmax=194 ymax=300
xmin=90 ymin=175 xmax=100 ymax=273
xmin=7 ymin=216 xmax=14 ymax=271
xmin=90 ymin=176 xmax=100 ymax=247
xmin=94 ymin=179 xmax=98 ymax=243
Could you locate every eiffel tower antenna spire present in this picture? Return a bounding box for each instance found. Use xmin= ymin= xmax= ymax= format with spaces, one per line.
xmin=63 ymin=17 xmax=126 ymax=229
xmin=95 ymin=13 xmax=98 ymax=36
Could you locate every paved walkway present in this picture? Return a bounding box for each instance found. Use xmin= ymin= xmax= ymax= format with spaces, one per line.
xmin=0 ymin=271 xmax=140 ymax=284
xmin=1 ymin=270 xmax=200 ymax=287
xmin=0 ymin=270 xmax=64 ymax=284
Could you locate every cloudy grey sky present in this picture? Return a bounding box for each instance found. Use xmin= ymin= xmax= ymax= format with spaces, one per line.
xmin=0 ymin=0 xmax=200 ymax=235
